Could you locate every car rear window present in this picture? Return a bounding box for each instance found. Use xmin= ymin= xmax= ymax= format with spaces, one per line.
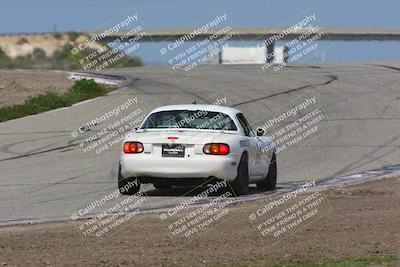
xmin=141 ymin=110 xmax=237 ymax=130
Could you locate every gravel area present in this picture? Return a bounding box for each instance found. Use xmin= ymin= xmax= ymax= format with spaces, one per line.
xmin=0 ymin=69 xmax=74 ymax=107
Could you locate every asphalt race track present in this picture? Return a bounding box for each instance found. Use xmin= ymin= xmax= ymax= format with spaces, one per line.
xmin=0 ymin=62 xmax=399 ymax=224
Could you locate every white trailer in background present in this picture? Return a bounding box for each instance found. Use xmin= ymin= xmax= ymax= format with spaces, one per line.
xmin=208 ymin=45 xmax=288 ymax=65
xmin=272 ymin=46 xmax=288 ymax=65
xmin=221 ymin=46 xmax=266 ymax=64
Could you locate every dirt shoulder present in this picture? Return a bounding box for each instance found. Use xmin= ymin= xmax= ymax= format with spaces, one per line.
xmin=0 ymin=176 xmax=399 ymax=267
xmin=0 ymin=69 xmax=74 ymax=107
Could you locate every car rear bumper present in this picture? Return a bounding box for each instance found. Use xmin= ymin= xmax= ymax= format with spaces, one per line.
xmin=120 ymin=153 xmax=240 ymax=182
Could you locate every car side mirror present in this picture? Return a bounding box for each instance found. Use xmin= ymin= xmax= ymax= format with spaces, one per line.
xmin=256 ymin=127 xmax=265 ymax=136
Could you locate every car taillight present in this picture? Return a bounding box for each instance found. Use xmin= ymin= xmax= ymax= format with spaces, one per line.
xmin=203 ymin=143 xmax=230 ymax=155
xmin=123 ymin=142 xmax=144 ymax=153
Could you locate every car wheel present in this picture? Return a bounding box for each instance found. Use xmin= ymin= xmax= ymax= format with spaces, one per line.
xmin=257 ymin=152 xmax=277 ymax=191
xmin=118 ymin=164 xmax=140 ymax=195
xmin=229 ymin=153 xmax=249 ymax=196
xmin=153 ymin=182 xmax=172 ymax=190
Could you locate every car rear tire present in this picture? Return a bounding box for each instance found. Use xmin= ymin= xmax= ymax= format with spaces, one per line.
xmin=257 ymin=152 xmax=277 ymax=191
xmin=118 ymin=164 xmax=140 ymax=195
xmin=229 ymin=153 xmax=249 ymax=196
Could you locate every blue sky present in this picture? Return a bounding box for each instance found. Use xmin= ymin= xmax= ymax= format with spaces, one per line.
xmin=1 ymin=0 xmax=400 ymax=31
xmin=1 ymin=0 xmax=399 ymax=63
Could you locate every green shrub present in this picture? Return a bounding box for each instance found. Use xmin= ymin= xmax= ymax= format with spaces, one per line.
xmin=13 ymin=55 xmax=33 ymax=69
xmin=65 ymin=79 xmax=108 ymax=104
xmin=0 ymin=48 xmax=13 ymax=68
xmin=66 ymin=31 xmax=80 ymax=42
xmin=0 ymin=91 xmax=65 ymax=121
xmin=53 ymin=33 xmax=62 ymax=39
xmin=32 ymin=48 xmax=47 ymax=61
xmin=0 ymin=79 xmax=108 ymax=122
xmin=17 ymin=37 xmax=29 ymax=45
xmin=0 ymin=42 xmax=143 ymax=70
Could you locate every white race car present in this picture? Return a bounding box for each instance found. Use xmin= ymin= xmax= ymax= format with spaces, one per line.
xmin=118 ymin=104 xmax=277 ymax=196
